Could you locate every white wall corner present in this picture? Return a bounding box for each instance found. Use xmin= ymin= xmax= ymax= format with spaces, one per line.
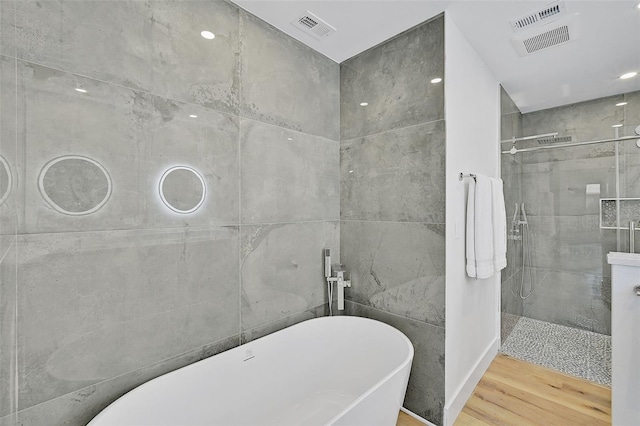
xmin=442 ymin=338 xmax=499 ymax=426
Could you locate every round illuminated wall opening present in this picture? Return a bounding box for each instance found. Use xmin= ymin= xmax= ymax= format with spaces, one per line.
xmin=0 ymin=155 xmax=12 ymax=206
xmin=159 ymin=166 xmax=206 ymax=214
xmin=38 ymin=155 xmax=112 ymax=216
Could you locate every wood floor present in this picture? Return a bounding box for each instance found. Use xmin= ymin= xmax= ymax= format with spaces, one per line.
xmin=397 ymin=411 xmax=426 ymax=426
xmin=454 ymin=354 xmax=611 ymax=425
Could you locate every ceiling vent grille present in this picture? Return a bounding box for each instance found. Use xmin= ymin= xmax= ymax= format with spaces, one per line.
xmin=511 ymin=2 xmax=567 ymax=31
xmin=523 ymin=25 xmax=570 ymax=54
xmin=291 ymin=11 xmax=337 ymax=40
xmin=511 ymin=17 xmax=580 ymax=56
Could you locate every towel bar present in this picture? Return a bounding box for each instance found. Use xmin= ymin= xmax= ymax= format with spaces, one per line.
xmin=459 ymin=173 xmax=477 ymax=181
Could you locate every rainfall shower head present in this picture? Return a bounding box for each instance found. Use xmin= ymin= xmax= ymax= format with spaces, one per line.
xmin=537 ymin=136 xmax=572 ymax=144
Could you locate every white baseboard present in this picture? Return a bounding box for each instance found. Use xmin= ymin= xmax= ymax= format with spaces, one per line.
xmin=400 ymin=407 xmax=437 ymax=426
xmin=442 ymin=338 xmax=499 ymax=426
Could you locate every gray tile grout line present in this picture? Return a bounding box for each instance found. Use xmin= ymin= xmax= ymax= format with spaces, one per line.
xmin=241 ymin=303 xmax=326 ymax=341
xmin=0 ymin=53 xmax=340 ymax=144
xmin=11 ymin=220 xmax=342 ymax=238
xmin=346 ymin=300 xmax=445 ymax=330
xmin=12 ymin=12 xmax=19 ymax=415
xmin=340 ymin=219 xmax=445 ymax=225
xmin=238 ymin=14 xmax=243 ymax=348
xmin=340 ymin=117 xmax=445 ymax=143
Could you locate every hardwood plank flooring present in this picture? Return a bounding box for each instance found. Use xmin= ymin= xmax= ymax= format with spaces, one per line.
xmin=455 ymin=354 xmax=611 ymax=426
xmin=397 ymin=411 xmax=426 ymax=426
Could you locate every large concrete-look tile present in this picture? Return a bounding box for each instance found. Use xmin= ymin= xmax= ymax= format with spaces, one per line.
xmin=10 ymin=0 xmax=239 ymax=113
xmin=523 ymin=268 xmax=610 ymax=334
xmin=520 ymin=156 xmax=616 ymax=217
xmin=500 ymin=86 xmax=523 ymax=142
xmin=241 ymin=304 xmax=327 ymax=344
xmin=340 ymin=15 xmax=444 ymax=140
xmin=0 ymin=2 xmax=15 ymax=58
xmin=12 ymin=334 xmax=238 ymax=426
xmin=527 ymin=215 xmax=604 ymax=275
xmin=240 ymin=221 xmax=339 ymax=331
xmin=345 ymin=302 xmax=444 ymax=425
xmin=16 ymin=61 xmax=148 ymax=233
xmin=239 ymin=11 xmax=339 ymax=140
xmin=240 ymin=119 xmax=339 ymax=224
xmin=501 ymin=154 xmax=522 ymax=218
xmin=341 ymin=221 xmax=445 ymax=327
xmin=17 ymin=227 xmax=239 ymax=409
xmin=623 ymin=90 xmax=640 ymax=126
xmin=522 ymin=94 xmax=625 ymax=144
xmin=341 ymin=120 xmax=445 ymax=223
xmin=144 ymin=96 xmax=239 ymax=227
xmin=0 ymin=56 xmax=17 ymax=249
xmin=0 ymin=240 xmax=16 ymax=419
xmin=619 ymin=141 xmax=640 ymax=198
xmin=17 ymin=61 xmax=240 ymax=232
xmin=502 ymin=273 xmax=524 ymax=317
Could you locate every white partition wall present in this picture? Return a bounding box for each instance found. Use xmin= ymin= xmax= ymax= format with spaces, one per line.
xmin=444 ymin=12 xmax=501 ymax=426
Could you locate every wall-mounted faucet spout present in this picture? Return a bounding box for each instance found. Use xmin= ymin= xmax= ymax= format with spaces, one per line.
xmin=324 ymin=249 xmax=351 ymax=315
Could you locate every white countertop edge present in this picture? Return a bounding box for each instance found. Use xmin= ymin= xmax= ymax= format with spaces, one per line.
xmin=607 ymin=252 xmax=640 ymax=267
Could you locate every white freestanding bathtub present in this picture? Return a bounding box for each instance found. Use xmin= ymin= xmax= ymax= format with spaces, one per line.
xmin=88 ymin=316 xmax=414 ymax=426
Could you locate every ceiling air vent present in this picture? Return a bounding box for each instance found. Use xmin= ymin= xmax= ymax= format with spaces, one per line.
xmin=511 ymin=2 xmax=567 ymax=31
xmin=511 ymin=16 xmax=580 ymax=56
xmin=523 ymin=25 xmax=570 ymax=54
xmin=291 ymin=11 xmax=337 ymax=40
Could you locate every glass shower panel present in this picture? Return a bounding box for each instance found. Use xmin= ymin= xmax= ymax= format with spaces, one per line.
xmin=517 ymin=140 xmax=615 ymax=335
xmin=617 ymin=124 xmax=640 ymax=247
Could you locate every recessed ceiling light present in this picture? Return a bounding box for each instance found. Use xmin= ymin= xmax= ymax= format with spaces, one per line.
xmin=348 ymin=170 xmax=354 ymax=173
xmin=616 ymin=102 xmax=628 ymax=107
xmin=636 ymin=3 xmax=640 ymax=9
xmin=201 ymin=31 xmax=215 ymax=40
xmin=189 ymin=114 xmax=198 ymax=118
xmin=431 ymin=78 xmax=442 ymax=84
xmin=75 ymin=88 xmax=87 ymax=93
xmin=620 ymin=71 xmax=637 ymax=79
xmin=360 ymin=102 xmax=368 ymax=107
xmin=287 ymin=137 xmax=293 ymax=141
xmin=612 ymin=124 xmax=623 ymax=128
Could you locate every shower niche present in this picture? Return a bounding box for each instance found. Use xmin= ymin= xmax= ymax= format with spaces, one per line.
xmin=600 ymin=198 xmax=640 ymax=229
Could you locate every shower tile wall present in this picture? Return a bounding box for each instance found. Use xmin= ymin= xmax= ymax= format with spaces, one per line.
xmin=340 ymin=16 xmax=446 ymax=424
xmin=513 ymin=91 xmax=640 ymax=335
xmin=0 ymin=1 xmax=339 ymax=424
xmin=500 ymin=87 xmax=524 ymax=342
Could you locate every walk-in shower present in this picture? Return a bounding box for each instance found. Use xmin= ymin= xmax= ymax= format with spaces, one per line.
xmin=499 ymin=87 xmax=640 ymax=386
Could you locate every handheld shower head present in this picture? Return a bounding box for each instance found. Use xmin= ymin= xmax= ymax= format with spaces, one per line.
xmin=512 ymin=203 xmax=519 ymax=229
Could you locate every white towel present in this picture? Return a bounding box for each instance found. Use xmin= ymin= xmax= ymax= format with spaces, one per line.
xmin=466 ymin=174 xmax=494 ymax=279
xmin=491 ymin=178 xmax=507 ymax=272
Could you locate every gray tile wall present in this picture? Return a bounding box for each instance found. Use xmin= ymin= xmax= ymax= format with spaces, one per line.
xmin=0 ymin=1 xmax=339 ymax=424
xmin=340 ymin=15 xmax=445 ymax=425
xmin=508 ymin=90 xmax=640 ymax=336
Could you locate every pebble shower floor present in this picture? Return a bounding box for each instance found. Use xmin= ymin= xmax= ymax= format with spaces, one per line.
xmin=500 ymin=317 xmax=611 ymax=386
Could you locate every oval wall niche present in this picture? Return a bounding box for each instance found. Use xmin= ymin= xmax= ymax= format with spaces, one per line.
xmin=0 ymin=155 xmax=12 ymax=206
xmin=159 ymin=166 xmax=206 ymax=214
xmin=38 ymin=155 xmax=112 ymax=216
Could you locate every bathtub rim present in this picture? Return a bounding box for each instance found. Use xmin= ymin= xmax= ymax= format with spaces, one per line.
xmin=318 ymin=316 xmax=415 ymax=425
xmin=88 ymin=315 xmax=415 ymax=426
